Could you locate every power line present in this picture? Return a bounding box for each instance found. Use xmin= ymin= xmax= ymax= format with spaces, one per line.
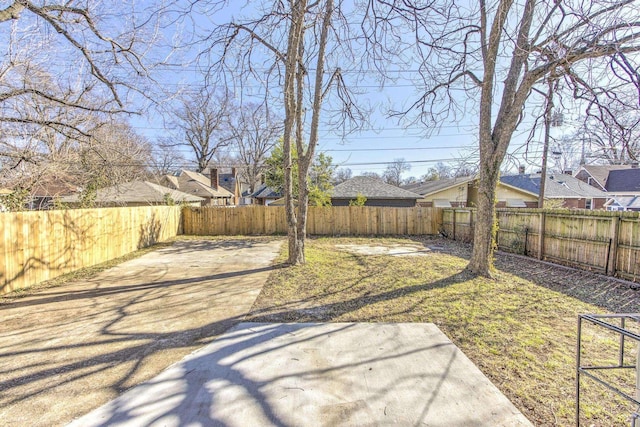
xmin=323 ymin=145 xmax=474 ymax=152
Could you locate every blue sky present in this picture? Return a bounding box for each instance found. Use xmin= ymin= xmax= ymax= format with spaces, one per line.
xmin=127 ymin=1 xmax=585 ymax=180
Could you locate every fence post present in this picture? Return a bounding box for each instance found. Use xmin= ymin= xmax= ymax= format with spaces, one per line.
xmin=607 ymin=215 xmax=620 ymax=277
xmin=470 ymin=209 xmax=475 ymax=242
xmin=452 ymin=209 xmax=457 ymax=240
xmin=538 ymin=211 xmax=546 ymax=260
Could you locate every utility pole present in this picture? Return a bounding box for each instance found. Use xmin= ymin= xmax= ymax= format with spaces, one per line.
xmin=539 ymin=78 xmax=554 ymax=209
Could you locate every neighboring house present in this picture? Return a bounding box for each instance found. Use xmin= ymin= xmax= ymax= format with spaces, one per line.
xmin=574 ymin=164 xmax=635 ymax=191
xmin=24 ymin=176 xmax=83 ymax=210
xmin=500 ymin=173 xmax=609 ymax=209
xmin=268 ymin=197 xmax=298 ymax=207
xmin=604 ymin=196 xmax=640 ymax=212
xmin=331 ymin=176 xmax=422 ymax=207
xmin=60 ymin=180 xmax=204 ymax=207
xmin=200 ymin=167 xmax=254 ymax=205
xmin=251 ymin=184 xmax=282 ymax=206
xmin=160 ymin=169 xmax=234 ymax=206
xmin=404 ymin=175 xmax=537 ymax=208
xmin=570 ymin=164 xmax=640 ymax=210
xmin=603 ymin=168 xmax=640 ymax=196
xmin=404 ymin=176 xmax=475 ymax=207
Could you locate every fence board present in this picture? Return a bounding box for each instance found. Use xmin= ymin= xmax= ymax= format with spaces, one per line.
xmin=0 ymin=206 xmax=182 ymax=295
xmin=183 ymin=206 xmax=441 ymax=237
xmin=442 ymin=208 xmax=640 ymax=283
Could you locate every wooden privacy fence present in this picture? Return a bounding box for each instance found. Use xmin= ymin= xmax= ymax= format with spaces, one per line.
xmin=183 ymin=206 xmax=443 ymax=237
xmin=0 ymin=206 xmax=182 ymax=295
xmin=442 ymin=208 xmax=640 ymax=282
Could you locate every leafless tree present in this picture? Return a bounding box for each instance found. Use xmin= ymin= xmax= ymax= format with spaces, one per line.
xmin=164 ymin=88 xmax=234 ymax=173
xmin=383 ymin=158 xmax=411 ymax=186
xmin=574 ymin=95 xmax=640 ymax=164
xmin=0 ymin=1 xmax=153 ymax=147
xmin=76 ymin=122 xmax=152 ymax=188
xmin=548 ymin=135 xmax=582 ymax=173
xmin=148 ymin=144 xmax=186 ymax=177
xmin=229 ymin=103 xmax=282 ymax=193
xmin=0 ymin=116 xmax=152 ymax=209
xmin=423 ymin=162 xmax=453 ymax=181
xmin=200 ymin=0 xmax=366 ymax=264
xmin=361 ymin=171 xmax=382 ymax=180
xmin=333 ymin=167 xmax=352 ymax=184
xmin=365 ymin=0 xmax=640 ymax=276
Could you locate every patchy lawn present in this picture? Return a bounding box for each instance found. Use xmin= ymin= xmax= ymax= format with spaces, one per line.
xmin=247 ymin=236 xmax=640 ymax=427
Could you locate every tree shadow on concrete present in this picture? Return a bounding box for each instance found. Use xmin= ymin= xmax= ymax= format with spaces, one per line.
xmin=0 ymin=240 xmax=282 ymax=426
xmin=68 ymin=323 xmax=466 ymax=427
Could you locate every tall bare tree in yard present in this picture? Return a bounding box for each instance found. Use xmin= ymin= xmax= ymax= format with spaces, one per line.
xmin=229 ymin=103 xmax=282 ymax=193
xmin=0 ymin=1 xmax=151 ymax=147
xmin=0 ymin=0 xmax=158 ymax=205
xmin=203 ymin=0 xmax=363 ymax=264
xmin=365 ymin=0 xmax=640 ymax=276
xmin=165 ymin=89 xmax=234 ymax=173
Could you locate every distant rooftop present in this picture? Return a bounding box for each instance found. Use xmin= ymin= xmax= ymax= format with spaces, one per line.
xmin=332 ymin=176 xmax=422 ymax=200
xmin=61 ymin=181 xmax=204 ymax=204
xmin=501 ymin=173 xmax=608 ymax=198
xmin=403 ymin=176 xmax=475 ymax=196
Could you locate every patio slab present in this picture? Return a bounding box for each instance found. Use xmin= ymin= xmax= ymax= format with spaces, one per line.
xmin=68 ymin=322 xmax=532 ymax=426
xmin=0 ymin=239 xmax=282 ymax=427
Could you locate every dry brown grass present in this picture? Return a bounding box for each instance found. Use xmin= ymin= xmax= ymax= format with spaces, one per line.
xmin=248 ymin=236 xmax=640 ymax=427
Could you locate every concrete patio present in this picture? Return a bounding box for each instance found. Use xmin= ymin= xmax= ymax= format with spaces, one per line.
xmin=68 ymin=322 xmax=532 ymax=426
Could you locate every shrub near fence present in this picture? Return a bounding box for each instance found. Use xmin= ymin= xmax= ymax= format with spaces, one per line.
xmin=0 ymin=206 xmax=182 ymax=295
xmin=442 ymin=208 xmax=640 ymax=283
xmin=183 ymin=206 xmax=443 ymax=237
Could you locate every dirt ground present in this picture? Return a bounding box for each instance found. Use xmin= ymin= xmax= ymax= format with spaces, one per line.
xmin=0 ymin=238 xmax=282 ymax=427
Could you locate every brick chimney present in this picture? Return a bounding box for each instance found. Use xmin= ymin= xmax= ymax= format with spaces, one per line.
xmin=210 ymin=168 xmax=219 ymax=190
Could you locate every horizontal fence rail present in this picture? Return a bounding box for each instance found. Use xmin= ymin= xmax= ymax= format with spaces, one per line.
xmin=183 ymin=206 xmax=443 ymax=237
xmin=0 ymin=206 xmax=182 ymax=295
xmin=442 ymin=208 xmax=640 ymax=283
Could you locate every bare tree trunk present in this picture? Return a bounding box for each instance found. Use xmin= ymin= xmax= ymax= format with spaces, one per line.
xmin=283 ymin=0 xmax=306 ymax=265
xmin=468 ymin=157 xmax=500 ymax=275
xmin=289 ymin=0 xmax=333 ymax=265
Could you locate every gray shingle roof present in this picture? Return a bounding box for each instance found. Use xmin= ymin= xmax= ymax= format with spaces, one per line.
xmin=251 ymin=184 xmax=281 ymax=199
xmin=162 ymin=170 xmax=233 ymax=198
xmin=579 ymin=165 xmax=633 ymax=189
xmin=608 ymin=196 xmax=640 ymax=209
xmin=402 ymin=176 xmax=475 ymax=196
xmin=61 ymin=181 xmax=204 ymax=204
xmin=501 ymin=174 xmax=608 ymax=198
xmin=605 ymin=169 xmax=640 ymax=192
xmin=332 ymin=176 xmax=422 ymax=200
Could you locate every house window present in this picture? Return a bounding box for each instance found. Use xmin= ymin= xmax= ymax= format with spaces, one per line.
xmin=585 ymin=198 xmax=592 ymax=210
xmin=433 ymin=199 xmax=452 ymax=208
xmin=506 ymin=198 xmax=527 ymax=208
